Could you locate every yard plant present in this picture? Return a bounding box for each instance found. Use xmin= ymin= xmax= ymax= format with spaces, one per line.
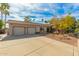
xmin=0 ymin=20 xmax=4 ymax=29
xmin=49 ymin=15 xmax=76 ymax=34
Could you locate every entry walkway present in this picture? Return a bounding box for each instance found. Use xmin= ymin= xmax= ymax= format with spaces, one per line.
xmin=0 ymin=36 xmax=78 ymax=56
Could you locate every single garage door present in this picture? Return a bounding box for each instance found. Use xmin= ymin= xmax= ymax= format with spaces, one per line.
xmin=25 ymin=28 xmax=28 ymax=35
xmin=28 ymin=28 xmax=36 ymax=35
xmin=44 ymin=27 xmax=47 ymax=32
xmin=13 ymin=27 xmax=24 ymax=35
xmin=36 ymin=27 xmax=40 ymax=32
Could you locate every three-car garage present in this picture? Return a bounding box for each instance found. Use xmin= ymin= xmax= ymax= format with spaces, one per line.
xmin=12 ymin=27 xmax=37 ymax=35
xmin=8 ymin=20 xmax=50 ymax=36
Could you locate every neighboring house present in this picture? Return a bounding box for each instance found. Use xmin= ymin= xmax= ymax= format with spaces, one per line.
xmin=8 ymin=20 xmax=51 ymax=36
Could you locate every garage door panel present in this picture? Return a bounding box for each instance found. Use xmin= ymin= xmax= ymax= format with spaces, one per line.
xmin=13 ymin=27 xmax=37 ymax=35
xmin=14 ymin=27 xmax=24 ymax=35
xmin=44 ymin=27 xmax=47 ymax=32
xmin=28 ymin=28 xmax=36 ymax=34
xmin=25 ymin=28 xmax=28 ymax=34
xmin=36 ymin=27 xmax=40 ymax=32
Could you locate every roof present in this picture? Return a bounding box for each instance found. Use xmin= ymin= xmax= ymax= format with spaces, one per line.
xmin=8 ymin=20 xmax=51 ymax=27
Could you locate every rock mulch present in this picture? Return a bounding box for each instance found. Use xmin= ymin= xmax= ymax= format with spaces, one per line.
xmin=46 ymin=34 xmax=78 ymax=46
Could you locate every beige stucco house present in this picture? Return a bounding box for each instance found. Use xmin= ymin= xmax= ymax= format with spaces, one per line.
xmin=8 ymin=20 xmax=51 ymax=36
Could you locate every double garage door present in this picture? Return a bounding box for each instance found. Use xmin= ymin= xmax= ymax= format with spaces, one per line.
xmin=13 ymin=27 xmax=36 ymax=35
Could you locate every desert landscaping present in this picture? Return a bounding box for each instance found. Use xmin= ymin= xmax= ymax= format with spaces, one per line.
xmin=0 ymin=3 xmax=79 ymax=56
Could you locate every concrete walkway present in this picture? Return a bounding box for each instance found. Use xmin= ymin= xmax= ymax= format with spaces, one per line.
xmin=0 ymin=36 xmax=78 ymax=56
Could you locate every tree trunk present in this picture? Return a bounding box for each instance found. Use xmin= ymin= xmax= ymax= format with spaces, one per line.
xmin=1 ymin=11 xmax=3 ymax=20
xmin=4 ymin=14 xmax=7 ymax=29
xmin=4 ymin=14 xmax=7 ymax=33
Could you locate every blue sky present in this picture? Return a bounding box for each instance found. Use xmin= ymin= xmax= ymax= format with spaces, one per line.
xmin=1 ymin=3 xmax=79 ymax=22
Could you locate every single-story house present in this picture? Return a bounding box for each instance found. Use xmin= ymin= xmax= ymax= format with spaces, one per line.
xmin=8 ymin=20 xmax=51 ymax=36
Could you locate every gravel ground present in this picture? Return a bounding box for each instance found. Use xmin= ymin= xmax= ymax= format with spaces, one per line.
xmin=46 ymin=34 xmax=78 ymax=46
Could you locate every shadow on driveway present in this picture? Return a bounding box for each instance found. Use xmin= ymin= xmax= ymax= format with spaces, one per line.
xmin=1 ymin=34 xmax=47 ymax=41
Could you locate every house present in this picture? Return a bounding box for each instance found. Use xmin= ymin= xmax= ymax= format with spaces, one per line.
xmin=8 ymin=20 xmax=51 ymax=36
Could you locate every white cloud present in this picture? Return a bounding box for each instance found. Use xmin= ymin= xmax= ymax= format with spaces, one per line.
xmin=8 ymin=3 xmax=51 ymax=20
xmin=7 ymin=3 xmax=79 ymax=21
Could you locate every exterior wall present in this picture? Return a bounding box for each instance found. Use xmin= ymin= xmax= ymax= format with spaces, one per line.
xmin=8 ymin=22 xmax=49 ymax=36
xmin=8 ymin=24 xmax=13 ymax=35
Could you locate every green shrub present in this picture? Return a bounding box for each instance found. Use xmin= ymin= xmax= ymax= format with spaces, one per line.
xmin=75 ymin=28 xmax=79 ymax=33
xmin=49 ymin=15 xmax=76 ymax=34
xmin=0 ymin=20 xmax=4 ymax=29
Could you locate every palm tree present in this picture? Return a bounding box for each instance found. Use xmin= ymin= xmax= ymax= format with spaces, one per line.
xmin=0 ymin=3 xmax=9 ymax=29
xmin=0 ymin=3 xmax=4 ymax=20
xmin=41 ymin=18 xmax=44 ymax=22
xmin=24 ymin=16 xmax=31 ymax=22
xmin=2 ymin=3 xmax=9 ymax=29
xmin=33 ymin=19 xmax=35 ymax=22
xmin=67 ymin=10 xmax=72 ymax=15
xmin=4 ymin=10 xmax=9 ymax=29
xmin=44 ymin=20 xmax=48 ymax=23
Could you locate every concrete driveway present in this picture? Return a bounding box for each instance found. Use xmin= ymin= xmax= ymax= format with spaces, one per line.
xmin=0 ymin=35 xmax=78 ymax=56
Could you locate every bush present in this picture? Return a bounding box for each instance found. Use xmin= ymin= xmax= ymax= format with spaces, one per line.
xmin=75 ymin=28 xmax=79 ymax=33
xmin=74 ymin=28 xmax=79 ymax=38
xmin=0 ymin=20 xmax=5 ymax=34
xmin=0 ymin=20 xmax=4 ymax=29
xmin=0 ymin=29 xmax=5 ymax=34
xmin=49 ymin=15 xmax=76 ymax=34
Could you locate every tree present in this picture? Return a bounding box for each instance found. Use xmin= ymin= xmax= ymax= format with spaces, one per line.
xmin=4 ymin=10 xmax=9 ymax=29
xmin=64 ymin=15 xmax=76 ymax=32
xmin=33 ymin=19 xmax=35 ymax=21
xmin=0 ymin=20 xmax=4 ymax=29
xmin=58 ymin=18 xmax=67 ymax=33
xmin=74 ymin=19 xmax=79 ymax=34
xmin=49 ymin=17 xmax=59 ymax=29
xmin=76 ymin=19 xmax=79 ymax=28
xmin=44 ymin=20 xmax=48 ymax=23
xmin=24 ymin=16 xmax=31 ymax=22
xmin=49 ymin=15 xmax=76 ymax=34
xmin=58 ymin=16 xmax=76 ymax=33
xmin=3 ymin=3 xmax=9 ymax=29
xmin=0 ymin=3 xmax=10 ymax=29
xmin=49 ymin=17 xmax=60 ymax=34
xmin=0 ymin=3 xmax=4 ymax=20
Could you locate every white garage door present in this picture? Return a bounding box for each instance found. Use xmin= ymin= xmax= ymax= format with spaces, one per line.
xmin=14 ymin=27 xmax=24 ymax=35
xmin=28 ymin=28 xmax=36 ymax=34
xmin=25 ymin=28 xmax=28 ymax=34
xmin=36 ymin=27 xmax=40 ymax=32
xmin=44 ymin=27 xmax=47 ymax=32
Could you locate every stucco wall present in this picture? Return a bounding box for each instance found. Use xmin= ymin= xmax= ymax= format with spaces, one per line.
xmin=8 ymin=23 xmax=48 ymax=36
